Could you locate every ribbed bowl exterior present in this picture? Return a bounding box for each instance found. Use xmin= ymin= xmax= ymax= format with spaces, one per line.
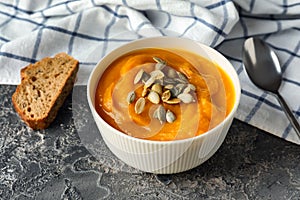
xmin=92 ymin=110 xmax=232 ymax=174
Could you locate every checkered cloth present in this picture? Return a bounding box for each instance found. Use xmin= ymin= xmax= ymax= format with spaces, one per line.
xmin=0 ymin=0 xmax=299 ymax=144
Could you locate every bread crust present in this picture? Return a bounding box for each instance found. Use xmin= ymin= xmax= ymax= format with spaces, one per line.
xmin=12 ymin=53 xmax=79 ymax=130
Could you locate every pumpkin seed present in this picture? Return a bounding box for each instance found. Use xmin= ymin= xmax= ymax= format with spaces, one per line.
xmin=150 ymin=70 xmax=165 ymax=80
xmin=141 ymin=72 xmax=151 ymax=83
xmin=134 ymin=69 xmax=145 ymax=84
xmin=153 ymin=56 xmax=166 ymax=64
xmin=170 ymin=87 xmax=180 ymax=97
xmin=166 ymin=110 xmax=176 ymax=123
xmin=142 ymin=86 xmax=149 ymax=97
xmin=164 ymin=84 xmax=174 ymax=90
xmin=161 ymin=90 xmax=171 ymax=102
xmin=148 ymin=91 xmax=160 ymax=104
xmin=177 ymin=72 xmax=188 ymax=83
xmin=188 ymin=83 xmax=196 ymax=91
xmin=127 ymin=91 xmax=136 ymax=104
xmin=156 ymin=105 xmax=166 ymax=124
xmin=155 ymin=62 xmax=166 ymax=70
xmin=154 ymin=78 xmax=164 ymax=85
xmin=183 ymin=86 xmax=191 ymax=94
xmin=177 ymin=93 xmax=194 ymax=103
xmin=183 ymin=83 xmax=196 ymax=94
xmin=151 ymin=83 xmax=162 ymax=95
xmin=175 ymin=78 xmax=187 ymax=84
xmin=164 ymin=77 xmax=176 ymax=85
xmin=175 ymin=83 xmax=186 ymax=94
xmin=132 ymin=56 xmax=197 ymax=118
xmin=167 ymin=68 xmax=177 ymax=78
xmin=165 ymin=98 xmax=181 ymax=104
xmin=144 ymin=76 xmax=155 ymax=88
xmin=135 ymin=97 xmax=146 ymax=114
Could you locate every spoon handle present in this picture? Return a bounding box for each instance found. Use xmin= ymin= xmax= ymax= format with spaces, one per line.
xmin=275 ymin=93 xmax=300 ymax=139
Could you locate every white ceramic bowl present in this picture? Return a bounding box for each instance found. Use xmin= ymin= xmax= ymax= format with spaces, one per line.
xmin=87 ymin=37 xmax=241 ymax=174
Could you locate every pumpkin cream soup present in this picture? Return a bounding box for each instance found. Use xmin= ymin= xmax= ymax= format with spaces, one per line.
xmin=95 ymin=48 xmax=235 ymax=141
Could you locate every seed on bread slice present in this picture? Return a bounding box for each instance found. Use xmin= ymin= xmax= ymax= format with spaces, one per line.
xmin=12 ymin=52 xmax=79 ymax=130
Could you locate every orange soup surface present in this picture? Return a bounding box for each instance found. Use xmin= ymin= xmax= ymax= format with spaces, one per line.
xmin=95 ymin=48 xmax=235 ymax=141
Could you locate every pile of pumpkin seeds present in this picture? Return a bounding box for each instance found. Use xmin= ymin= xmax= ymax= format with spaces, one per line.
xmin=127 ymin=57 xmax=197 ymax=124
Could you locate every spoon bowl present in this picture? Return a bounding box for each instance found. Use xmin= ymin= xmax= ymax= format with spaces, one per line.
xmin=243 ymin=38 xmax=282 ymax=93
xmin=243 ymin=37 xmax=300 ymax=139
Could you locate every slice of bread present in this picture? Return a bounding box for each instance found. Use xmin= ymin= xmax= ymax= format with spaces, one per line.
xmin=12 ymin=52 xmax=79 ymax=130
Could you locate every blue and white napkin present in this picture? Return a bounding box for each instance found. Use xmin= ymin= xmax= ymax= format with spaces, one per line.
xmin=219 ymin=0 xmax=300 ymax=144
xmin=0 ymin=0 xmax=299 ymax=144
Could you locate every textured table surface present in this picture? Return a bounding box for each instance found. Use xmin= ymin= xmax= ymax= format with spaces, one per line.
xmin=1 ymin=85 xmax=300 ymax=200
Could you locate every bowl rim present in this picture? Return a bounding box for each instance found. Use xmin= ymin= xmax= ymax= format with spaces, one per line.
xmin=87 ymin=36 xmax=241 ymax=145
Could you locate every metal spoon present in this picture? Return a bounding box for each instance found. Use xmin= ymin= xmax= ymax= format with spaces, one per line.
xmin=243 ymin=37 xmax=300 ymax=138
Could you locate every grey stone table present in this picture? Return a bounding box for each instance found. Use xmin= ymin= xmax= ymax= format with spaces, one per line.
xmin=1 ymin=85 xmax=300 ymax=200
